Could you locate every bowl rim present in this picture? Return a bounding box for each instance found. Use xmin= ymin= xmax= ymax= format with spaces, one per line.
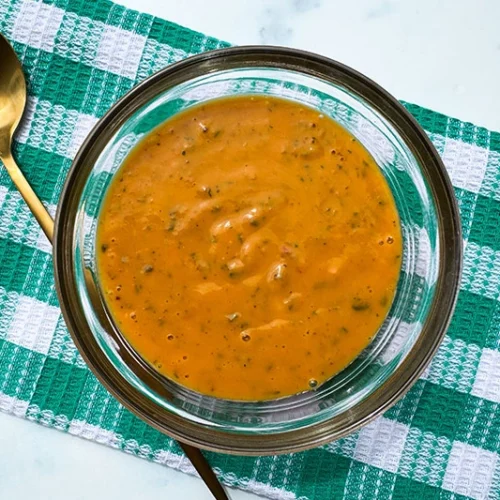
xmin=53 ymin=45 xmax=462 ymax=455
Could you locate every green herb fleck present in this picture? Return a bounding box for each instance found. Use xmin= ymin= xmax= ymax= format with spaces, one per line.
xmin=313 ymin=281 xmax=328 ymax=289
xmin=167 ymin=219 xmax=176 ymax=232
xmin=352 ymin=298 xmax=370 ymax=311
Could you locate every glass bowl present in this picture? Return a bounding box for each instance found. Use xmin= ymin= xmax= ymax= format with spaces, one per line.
xmin=53 ymin=46 xmax=462 ymax=455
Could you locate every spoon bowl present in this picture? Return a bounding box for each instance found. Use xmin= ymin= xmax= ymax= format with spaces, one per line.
xmin=0 ymin=33 xmax=26 ymax=152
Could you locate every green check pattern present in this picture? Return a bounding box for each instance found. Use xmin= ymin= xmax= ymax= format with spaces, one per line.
xmin=1 ymin=0 xmax=500 ymax=498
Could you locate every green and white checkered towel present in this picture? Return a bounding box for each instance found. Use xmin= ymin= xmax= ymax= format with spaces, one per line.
xmin=1 ymin=0 xmax=500 ymax=498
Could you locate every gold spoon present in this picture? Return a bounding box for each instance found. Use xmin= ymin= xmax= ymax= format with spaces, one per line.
xmin=0 ymin=33 xmax=229 ymax=500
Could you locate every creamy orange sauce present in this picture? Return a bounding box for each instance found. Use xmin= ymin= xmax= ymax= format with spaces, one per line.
xmin=97 ymin=96 xmax=402 ymax=401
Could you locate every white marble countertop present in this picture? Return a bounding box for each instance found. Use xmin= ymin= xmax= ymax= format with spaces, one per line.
xmin=3 ymin=1 xmax=500 ymax=499
xmin=128 ymin=0 xmax=500 ymax=131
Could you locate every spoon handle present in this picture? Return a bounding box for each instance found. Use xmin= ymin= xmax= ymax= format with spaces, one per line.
xmin=179 ymin=442 xmax=231 ymax=499
xmin=0 ymin=152 xmax=54 ymax=242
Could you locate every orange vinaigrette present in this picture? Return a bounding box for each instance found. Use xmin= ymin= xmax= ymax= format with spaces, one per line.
xmin=97 ymin=96 xmax=402 ymax=400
